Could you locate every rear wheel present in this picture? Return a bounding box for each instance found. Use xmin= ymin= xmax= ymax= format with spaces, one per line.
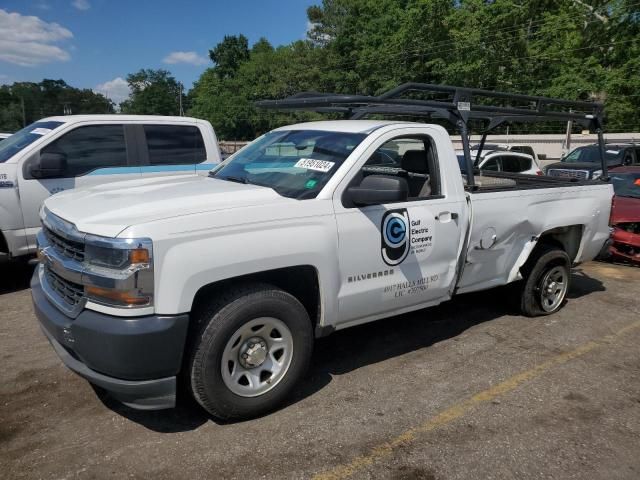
xmin=519 ymin=245 xmax=571 ymax=317
xmin=188 ymin=284 xmax=313 ymax=420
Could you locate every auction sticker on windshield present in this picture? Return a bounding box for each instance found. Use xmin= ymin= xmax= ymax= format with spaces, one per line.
xmin=294 ymin=158 xmax=335 ymax=172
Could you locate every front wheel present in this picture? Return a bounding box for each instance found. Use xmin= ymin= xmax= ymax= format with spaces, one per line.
xmin=188 ymin=284 xmax=313 ymax=420
xmin=519 ymin=245 xmax=571 ymax=317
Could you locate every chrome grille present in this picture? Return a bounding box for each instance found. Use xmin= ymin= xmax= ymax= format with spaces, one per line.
xmin=44 ymin=227 xmax=85 ymax=262
xmin=547 ymin=168 xmax=590 ymax=180
xmin=45 ymin=267 xmax=84 ymax=308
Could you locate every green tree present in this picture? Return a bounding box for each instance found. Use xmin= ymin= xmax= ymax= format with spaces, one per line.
xmin=0 ymin=79 xmax=113 ymax=132
xmin=208 ymin=34 xmax=250 ymax=79
xmin=120 ymin=69 xmax=183 ymax=115
xmin=190 ymin=40 xmax=325 ymax=139
xmin=189 ymin=0 xmax=640 ymax=137
xmin=251 ymin=37 xmax=274 ymax=55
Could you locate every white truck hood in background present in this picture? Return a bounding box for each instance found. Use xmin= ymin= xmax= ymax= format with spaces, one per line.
xmin=44 ymin=175 xmax=290 ymax=238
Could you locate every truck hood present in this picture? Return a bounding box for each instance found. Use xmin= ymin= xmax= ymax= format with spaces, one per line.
xmin=45 ymin=175 xmax=290 ymax=237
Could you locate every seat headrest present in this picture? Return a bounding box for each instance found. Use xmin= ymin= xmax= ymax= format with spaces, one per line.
xmin=401 ymin=150 xmax=428 ymax=173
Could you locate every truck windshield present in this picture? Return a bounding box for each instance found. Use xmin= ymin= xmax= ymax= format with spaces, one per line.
xmin=611 ymin=172 xmax=640 ymax=199
xmin=562 ymin=146 xmax=623 ymax=164
xmin=0 ymin=121 xmax=64 ymax=163
xmin=211 ymin=129 xmax=367 ymax=199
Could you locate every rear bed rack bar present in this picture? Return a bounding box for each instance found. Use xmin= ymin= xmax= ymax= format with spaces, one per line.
xmin=256 ymin=83 xmax=607 ymax=188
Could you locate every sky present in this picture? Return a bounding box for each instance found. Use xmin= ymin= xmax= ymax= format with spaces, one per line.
xmin=0 ymin=0 xmax=318 ymax=104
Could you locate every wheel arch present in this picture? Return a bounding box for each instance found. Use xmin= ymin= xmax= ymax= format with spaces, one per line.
xmin=508 ymin=224 xmax=583 ymax=284
xmin=535 ymin=224 xmax=584 ymax=263
xmin=190 ymin=265 xmax=323 ymax=336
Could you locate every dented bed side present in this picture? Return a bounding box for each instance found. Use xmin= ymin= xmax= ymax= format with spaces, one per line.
xmin=456 ymin=182 xmax=613 ymax=294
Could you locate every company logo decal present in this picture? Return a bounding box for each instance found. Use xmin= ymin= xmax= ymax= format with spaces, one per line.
xmin=381 ymin=209 xmax=411 ymax=266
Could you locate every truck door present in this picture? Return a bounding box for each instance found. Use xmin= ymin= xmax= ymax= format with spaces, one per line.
xmin=18 ymin=124 xmax=140 ymax=252
xmin=333 ymin=131 xmax=466 ymax=325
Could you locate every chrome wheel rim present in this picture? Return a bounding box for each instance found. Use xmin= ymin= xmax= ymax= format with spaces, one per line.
xmin=539 ymin=266 xmax=568 ymax=312
xmin=221 ymin=317 xmax=293 ymax=397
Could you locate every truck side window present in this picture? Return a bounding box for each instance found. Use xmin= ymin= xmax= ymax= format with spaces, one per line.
xmin=41 ymin=125 xmax=127 ymax=177
xmin=359 ymin=136 xmax=440 ymax=201
xmin=144 ymin=125 xmax=206 ymax=165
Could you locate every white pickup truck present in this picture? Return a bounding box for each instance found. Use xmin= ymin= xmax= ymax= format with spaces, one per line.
xmin=31 ymin=85 xmax=613 ymax=420
xmin=0 ymin=115 xmax=221 ymax=261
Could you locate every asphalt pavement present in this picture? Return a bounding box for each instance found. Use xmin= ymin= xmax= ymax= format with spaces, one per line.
xmin=1 ymin=261 xmax=639 ymax=480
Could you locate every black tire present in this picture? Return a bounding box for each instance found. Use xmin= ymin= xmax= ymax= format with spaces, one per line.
xmin=519 ymin=244 xmax=571 ymax=317
xmin=188 ymin=283 xmax=313 ymax=420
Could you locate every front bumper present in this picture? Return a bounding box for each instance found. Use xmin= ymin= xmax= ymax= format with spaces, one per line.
xmin=609 ymin=227 xmax=640 ymax=266
xmin=31 ymin=267 xmax=190 ymax=409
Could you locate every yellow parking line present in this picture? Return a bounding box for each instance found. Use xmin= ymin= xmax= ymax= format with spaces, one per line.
xmin=313 ymin=319 xmax=640 ymax=480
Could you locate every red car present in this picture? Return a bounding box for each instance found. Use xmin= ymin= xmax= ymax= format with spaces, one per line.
xmin=609 ymin=167 xmax=640 ymax=265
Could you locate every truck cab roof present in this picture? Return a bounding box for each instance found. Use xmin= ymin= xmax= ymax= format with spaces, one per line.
xmin=40 ymin=114 xmax=208 ymax=124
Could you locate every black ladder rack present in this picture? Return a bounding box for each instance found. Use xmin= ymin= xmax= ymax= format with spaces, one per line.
xmin=256 ymin=83 xmax=607 ymax=188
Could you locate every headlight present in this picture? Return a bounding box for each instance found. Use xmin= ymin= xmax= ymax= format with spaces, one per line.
xmin=85 ymin=244 xmax=131 ymax=269
xmin=83 ymin=236 xmax=154 ymax=308
xmin=592 ymin=169 xmax=602 ymax=180
xmin=85 ymin=243 xmax=150 ymax=269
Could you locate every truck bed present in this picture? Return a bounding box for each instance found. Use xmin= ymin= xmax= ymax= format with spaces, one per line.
xmin=456 ymin=177 xmax=613 ymax=294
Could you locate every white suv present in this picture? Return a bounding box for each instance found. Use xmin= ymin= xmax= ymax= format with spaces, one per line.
xmin=457 ymin=149 xmax=542 ymax=175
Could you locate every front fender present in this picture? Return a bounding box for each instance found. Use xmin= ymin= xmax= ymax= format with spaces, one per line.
xmin=141 ymin=206 xmax=340 ymax=325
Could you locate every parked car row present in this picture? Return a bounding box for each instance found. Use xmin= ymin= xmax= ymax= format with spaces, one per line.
xmin=547 ymin=143 xmax=640 ymax=180
xmin=453 ymin=142 xmax=640 ymax=180
xmin=545 ymin=143 xmax=640 ymax=266
xmin=2 ymin=116 xmax=637 ymax=270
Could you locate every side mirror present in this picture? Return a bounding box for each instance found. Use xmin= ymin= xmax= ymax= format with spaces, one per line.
xmin=31 ymin=152 xmax=67 ymax=179
xmin=347 ymin=175 xmax=408 ymax=206
xmin=538 ymin=154 xmax=547 ymax=160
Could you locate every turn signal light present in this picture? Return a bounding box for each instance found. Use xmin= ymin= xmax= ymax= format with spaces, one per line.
xmin=85 ymin=285 xmax=150 ymax=306
xmin=129 ymin=248 xmax=150 ymax=264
